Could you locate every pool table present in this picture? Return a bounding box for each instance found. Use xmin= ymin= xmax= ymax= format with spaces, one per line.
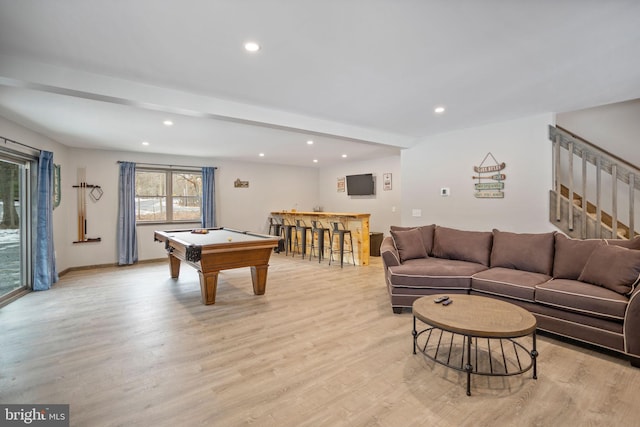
xmin=154 ymin=227 xmax=280 ymax=305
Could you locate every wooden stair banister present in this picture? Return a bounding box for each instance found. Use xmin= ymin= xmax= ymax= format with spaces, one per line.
xmin=549 ymin=125 xmax=639 ymax=240
xmin=559 ymin=185 xmax=635 ymax=239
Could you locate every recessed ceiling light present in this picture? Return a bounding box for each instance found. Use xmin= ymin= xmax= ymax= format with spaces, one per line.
xmin=434 ymin=106 xmax=446 ymax=114
xmin=342 ymin=154 xmax=348 ymax=158
xmin=244 ymin=42 xmax=260 ymax=52
xmin=259 ymin=153 xmax=265 ymax=157
xmin=163 ymin=120 xmax=173 ymax=126
xmin=313 ymin=159 xmax=318 ymax=163
xmin=142 ymin=141 xmax=150 ymax=146
xmin=307 ymin=140 xmax=314 ymax=145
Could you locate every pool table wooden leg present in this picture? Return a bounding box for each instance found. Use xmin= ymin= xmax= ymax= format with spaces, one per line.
xmin=198 ymin=270 xmax=219 ymax=305
xmin=250 ymin=265 xmax=269 ymax=295
xmin=168 ymin=253 xmax=181 ymax=278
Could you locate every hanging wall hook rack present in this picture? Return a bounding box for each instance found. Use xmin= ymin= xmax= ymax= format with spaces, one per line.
xmin=72 ymin=168 xmax=102 ymax=244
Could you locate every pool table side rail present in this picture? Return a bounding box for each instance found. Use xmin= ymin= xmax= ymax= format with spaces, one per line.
xmin=154 ymin=228 xmax=279 ymax=263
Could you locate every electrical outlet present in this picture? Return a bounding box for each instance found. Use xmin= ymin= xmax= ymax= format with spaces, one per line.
xmin=412 ymin=209 xmax=422 ymax=217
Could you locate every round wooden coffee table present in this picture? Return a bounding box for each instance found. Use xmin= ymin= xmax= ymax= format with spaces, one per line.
xmin=412 ymin=294 xmax=538 ymax=396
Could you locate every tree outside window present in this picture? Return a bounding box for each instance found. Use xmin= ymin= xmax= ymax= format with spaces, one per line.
xmin=0 ymin=162 xmax=20 ymax=229
xmin=172 ymin=172 xmax=202 ymax=221
xmin=135 ymin=169 xmax=201 ymax=222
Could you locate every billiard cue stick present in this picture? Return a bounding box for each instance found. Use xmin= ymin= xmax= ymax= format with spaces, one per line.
xmin=77 ymin=184 xmax=82 ymax=242
xmin=77 ymin=168 xmax=86 ymax=241
xmin=82 ymin=181 xmax=87 ymax=239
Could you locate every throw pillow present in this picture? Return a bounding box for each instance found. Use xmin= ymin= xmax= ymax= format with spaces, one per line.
xmin=390 ymin=224 xmax=435 ymax=255
xmin=578 ymin=244 xmax=640 ymax=295
xmin=432 ymin=226 xmax=492 ymax=266
xmin=490 ymin=229 xmax=556 ymax=275
xmin=390 ymin=228 xmax=428 ymax=262
xmin=553 ymin=233 xmax=604 ymax=280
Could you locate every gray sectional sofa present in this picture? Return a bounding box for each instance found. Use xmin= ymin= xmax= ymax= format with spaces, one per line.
xmin=381 ymin=225 xmax=640 ymax=366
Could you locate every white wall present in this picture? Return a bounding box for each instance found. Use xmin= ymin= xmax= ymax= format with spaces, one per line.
xmin=318 ymin=155 xmax=401 ymax=235
xmin=213 ymin=159 xmax=319 ymax=231
xmin=400 ymin=114 xmax=557 ymax=233
xmin=557 ymin=99 xmax=640 ymax=167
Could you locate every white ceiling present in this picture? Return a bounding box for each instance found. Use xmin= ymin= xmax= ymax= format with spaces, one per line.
xmin=1 ymin=0 xmax=639 ymax=167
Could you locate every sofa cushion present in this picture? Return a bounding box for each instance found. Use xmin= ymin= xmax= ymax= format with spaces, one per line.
xmin=390 ymin=228 xmax=428 ymax=262
xmin=578 ymin=244 xmax=640 ymax=295
xmin=432 ymin=226 xmax=492 ymax=266
xmin=390 ymin=224 xmax=435 ymax=255
xmin=472 ymin=267 xmax=551 ymax=302
xmin=536 ymin=279 xmax=628 ymax=321
xmin=553 ymin=233 xmax=604 ymax=280
xmin=490 ymin=229 xmax=555 ymax=275
xmin=388 ymin=257 xmax=487 ymax=290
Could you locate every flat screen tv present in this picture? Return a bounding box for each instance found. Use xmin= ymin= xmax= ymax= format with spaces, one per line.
xmin=346 ymin=173 xmax=375 ymax=196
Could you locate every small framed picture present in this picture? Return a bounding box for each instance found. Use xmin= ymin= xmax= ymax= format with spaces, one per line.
xmin=383 ymin=173 xmax=392 ymax=191
xmin=337 ymin=177 xmax=345 ymax=192
xmin=234 ymin=178 xmax=249 ymax=188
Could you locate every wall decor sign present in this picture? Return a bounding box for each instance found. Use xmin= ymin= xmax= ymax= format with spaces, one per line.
xmin=53 ymin=164 xmax=61 ymax=209
xmin=473 ymin=152 xmax=506 ymax=198
xmin=383 ymin=173 xmax=392 ymax=191
xmin=234 ymin=178 xmax=249 ymax=188
xmin=337 ymin=177 xmax=345 ymax=192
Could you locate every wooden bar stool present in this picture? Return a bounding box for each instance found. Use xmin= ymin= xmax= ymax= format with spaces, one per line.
xmin=309 ymin=220 xmax=331 ymax=263
xmin=329 ymin=221 xmax=355 ymax=267
xmin=293 ymin=219 xmax=313 ymax=259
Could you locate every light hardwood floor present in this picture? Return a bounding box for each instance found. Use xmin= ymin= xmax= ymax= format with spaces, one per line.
xmin=1 ymin=253 xmax=639 ymax=426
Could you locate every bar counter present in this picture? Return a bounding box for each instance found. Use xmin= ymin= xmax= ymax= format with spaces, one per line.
xmin=270 ymin=211 xmax=371 ymax=265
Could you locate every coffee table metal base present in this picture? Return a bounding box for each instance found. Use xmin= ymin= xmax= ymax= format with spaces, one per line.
xmin=413 ymin=317 xmax=538 ymax=396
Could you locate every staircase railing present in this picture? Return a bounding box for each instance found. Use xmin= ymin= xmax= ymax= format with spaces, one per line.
xmin=549 ymin=125 xmax=639 ymax=239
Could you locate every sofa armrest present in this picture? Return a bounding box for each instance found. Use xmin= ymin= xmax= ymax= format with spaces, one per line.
xmin=381 ymin=236 xmax=400 ymax=269
xmin=625 ymin=286 xmax=640 ymax=357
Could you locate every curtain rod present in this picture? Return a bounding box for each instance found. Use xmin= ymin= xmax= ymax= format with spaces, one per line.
xmin=117 ymin=161 xmax=217 ymax=169
xmin=1 ymin=135 xmax=42 ymax=152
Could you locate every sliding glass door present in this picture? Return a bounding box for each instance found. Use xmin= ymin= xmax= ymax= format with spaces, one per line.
xmin=0 ymin=154 xmax=31 ymax=301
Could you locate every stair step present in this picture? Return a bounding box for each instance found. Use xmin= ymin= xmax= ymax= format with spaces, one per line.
xmin=551 ymin=189 xmax=636 ymax=240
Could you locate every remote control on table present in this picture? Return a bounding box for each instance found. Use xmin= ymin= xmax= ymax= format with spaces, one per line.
xmin=434 ymin=296 xmax=449 ymax=303
xmin=442 ymin=299 xmax=453 ymax=306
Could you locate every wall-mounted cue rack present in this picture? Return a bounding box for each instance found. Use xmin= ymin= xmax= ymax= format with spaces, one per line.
xmin=73 ymin=168 xmax=102 ymax=244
